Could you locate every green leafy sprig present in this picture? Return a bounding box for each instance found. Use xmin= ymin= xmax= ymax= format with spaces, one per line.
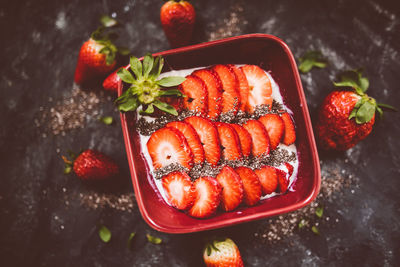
xmin=334 ymin=69 xmax=396 ymax=124
xmin=298 ymin=51 xmax=327 ymax=73
xmin=116 ymin=54 xmax=185 ymax=116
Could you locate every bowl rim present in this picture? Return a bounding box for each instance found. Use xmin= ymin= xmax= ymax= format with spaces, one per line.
xmin=118 ymin=33 xmax=321 ymax=233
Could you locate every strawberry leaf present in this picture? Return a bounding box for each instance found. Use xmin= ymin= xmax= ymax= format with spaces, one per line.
xmin=118 ymin=97 xmax=138 ymax=112
xmin=127 ymin=232 xmax=136 ymax=249
xmin=142 ymin=104 xmax=155 ymax=114
xmin=298 ymin=51 xmax=327 ymax=73
xmin=159 ymin=89 xmax=184 ymax=97
xmin=334 ymin=69 xmax=369 ymax=95
xmin=100 ymin=116 xmax=113 ymax=125
xmin=355 ymin=101 xmax=375 ymax=124
xmin=143 ymin=53 xmax=154 ymax=78
xmin=377 ymin=103 xmax=397 ymax=111
xmin=117 ymin=68 xmax=135 ymax=84
xmin=130 ymin=56 xmax=143 ymax=79
xmin=146 ymin=234 xmax=162 ymax=244
xmin=315 ymin=206 xmax=323 ymax=218
xmin=157 ymin=76 xmax=186 ymax=87
xmin=100 ymin=15 xmax=118 ymax=27
xmin=118 ymin=47 xmax=131 ymax=56
xmin=153 ymin=100 xmax=178 ymax=116
xmin=64 ymin=165 xmax=72 ymax=174
xmin=99 ymin=225 xmax=111 ymax=243
xmin=311 ymin=226 xmax=320 ymax=235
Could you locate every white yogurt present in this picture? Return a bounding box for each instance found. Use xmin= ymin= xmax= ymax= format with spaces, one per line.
xmin=137 ymin=66 xmax=299 ymax=204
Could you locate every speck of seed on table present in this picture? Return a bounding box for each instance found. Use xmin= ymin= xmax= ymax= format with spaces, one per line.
xmin=79 ymin=192 xmax=137 ymax=212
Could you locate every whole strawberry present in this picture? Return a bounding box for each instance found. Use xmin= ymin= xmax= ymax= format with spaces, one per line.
xmin=72 ymin=149 xmax=119 ymax=180
xmin=74 ymin=16 xmax=128 ymax=86
xmin=203 ymin=238 xmax=244 ymax=267
xmin=160 ymin=0 xmax=196 ymax=48
xmin=316 ymin=70 xmax=395 ymax=151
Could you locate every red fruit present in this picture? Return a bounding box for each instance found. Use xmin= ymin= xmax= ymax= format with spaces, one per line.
xmin=316 ymin=91 xmax=374 ymax=150
xmin=240 ymin=65 xmax=273 ymax=113
xmin=147 ymin=127 xmax=193 ymax=170
xmin=74 ymin=39 xmax=117 ymax=85
xmin=184 ymin=116 xmax=221 ymax=166
xmin=258 ymin=114 xmax=285 ymax=150
xmin=102 ymin=66 xmax=127 ymax=92
xmin=230 ymin=124 xmax=253 ymax=158
xmin=166 ymin=121 xmax=205 ymax=165
xmin=178 ymin=75 xmax=208 ymax=116
xmin=73 ymin=149 xmax=119 ymax=180
xmin=254 ymin=166 xmax=279 ymax=195
xmin=215 ymin=122 xmax=242 ymax=161
xmin=216 ymin=166 xmax=244 ymax=211
xmin=276 ymin=169 xmax=289 ymax=193
xmin=162 ymin=171 xmax=194 ymax=210
xmin=212 ymin=65 xmax=240 ymax=116
xmin=188 ymin=176 xmax=221 ymax=218
xmin=281 ymin=112 xmax=296 ymax=145
xmin=242 ymin=120 xmax=270 ymax=157
xmin=192 ymin=68 xmax=223 ymax=120
xmin=284 ymin=162 xmax=294 ymax=177
xmin=234 ymin=167 xmax=262 ymax=206
xmin=160 ymin=0 xmax=196 ymax=48
xmin=203 ymin=238 xmax=244 ymax=267
xmin=228 ymin=65 xmax=249 ymax=111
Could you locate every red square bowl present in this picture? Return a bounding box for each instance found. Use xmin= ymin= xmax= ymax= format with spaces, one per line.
xmin=117 ymin=34 xmax=320 ymax=233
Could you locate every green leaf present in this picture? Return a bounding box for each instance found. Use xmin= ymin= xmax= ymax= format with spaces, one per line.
xmin=105 ymin=51 xmax=116 ymax=65
xmin=143 ymin=104 xmax=155 ymax=114
xmin=157 ymin=57 xmax=164 ymax=77
xmin=159 ymin=89 xmax=184 ymax=97
xmin=100 ymin=15 xmax=118 ymax=27
xmin=153 ymin=100 xmax=178 ymax=116
xmin=118 ymin=97 xmax=138 ymax=112
xmin=130 ymin=56 xmax=143 ymax=79
xmin=100 ymin=116 xmax=113 ymax=125
xmin=359 ymin=77 xmax=369 ymax=92
xmin=99 ymin=226 xmax=111 ymax=243
xmin=143 ymin=54 xmax=154 ymax=78
xmin=377 ymin=103 xmax=397 ymax=111
xmin=127 ymin=232 xmax=136 ymax=248
xmin=298 ymin=51 xmax=327 ymax=73
xmin=156 ymin=76 xmax=186 ymax=87
xmin=64 ymin=165 xmax=72 ymax=174
xmin=118 ymin=47 xmax=131 ymax=56
xmin=311 ymin=226 xmax=320 ymax=235
xmin=146 ymin=234 xmax=162 ymax=244
xmin=117 ymin=68 xmax=135 ymax=84
xmin=315 ymin=206 xmax=324 ymax=218
xmin=334 ymin=70 xmax=369 ymax=95
xmin=149 ymin=56 xmax=160 ymax=78
xmin=298 ymin=219 xmax=306 ymax=229
xmin=206 ymin=245 xmax=211 ymax=256
xmin=376 ymin=106 xmax=383 ymax=119
xmin=355 ymin=101 xmax=375 ymax=124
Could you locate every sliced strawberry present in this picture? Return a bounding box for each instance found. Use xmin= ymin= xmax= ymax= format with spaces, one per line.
xmin=276 ymin=169 xmax=289 ymax=193
xmin=147 ymin=127 xmax=193 ymax=170
xmin=242 ymin=120 xmax=270 ymax=157
xmin=212 ymin=64 xmax=240 ymax=115
xmin=230 ymin=124 xmax=253 ymax=158
xmin=215 ymin=122 xmax=242 ymax=161
xmin=234 ymin=167 xmax=262 ymax=206
xmin=178 ymin=75 xmax=208 ymax=116
xmin=228 ymin=65 xmax=249 ymax=111
xmin=184 ymin=116 xmax=221 ymax=166
xmin=192 ymin=68 xmax=223 ymax=120
xmin=284 ymin=162 xmax=294 ymax=177
xmin=216 ymin=166 xmax=244 ymax=211
xmin=188 ymin=176 xmax=222 ymax=218
xmin=240 ymin=65 xmax=273 ymax=113
xmin=162 ymin=171 xmax=194 ymax=210
xmin=281 ymin=112 xmax=296 ymax=145
xmin=166 ymin=121 xmax=205 ymax=165
xmin=254 ymin=166 xmax=279 ymax=195
xmin=258 ymin=114 xmax=285 ymax=150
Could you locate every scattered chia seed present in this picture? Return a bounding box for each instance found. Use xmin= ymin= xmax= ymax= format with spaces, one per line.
xmin=79 ymin=192 xmax=136 ymax=212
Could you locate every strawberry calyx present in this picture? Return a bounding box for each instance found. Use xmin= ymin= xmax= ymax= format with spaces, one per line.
xmin=204 ymin=238 xmax=223 ymax=257
xmin=116 ymin=54 xmax=186 ymax=116
xmin=334 ymin=69 xmax=396 ymax=124
xmin=61 ymin=150 xmax=78 ymax=174
xmin=90 ymin=16 xmax=130 ymax=66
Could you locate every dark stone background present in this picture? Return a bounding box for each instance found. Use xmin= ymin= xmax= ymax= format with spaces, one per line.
xmin=1 ymin=0 xmax=399 ymax=266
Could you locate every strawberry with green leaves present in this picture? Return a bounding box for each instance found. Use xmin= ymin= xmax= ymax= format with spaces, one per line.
xmin=74 ymin=16 xmax=129 ymax=86
xmin=203 ymin=238 xmax=244 ymax=267
xmin=116 ymin=54 xmax=186 ymax=115
xmin=316 ymin=69 xmax=396 ymax=151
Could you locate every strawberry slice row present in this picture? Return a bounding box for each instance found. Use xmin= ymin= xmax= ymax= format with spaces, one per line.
xmin=161 ymin=162 xmax=294 ymax=218
xmin=146 ymin=112 xmax=296 ymax=170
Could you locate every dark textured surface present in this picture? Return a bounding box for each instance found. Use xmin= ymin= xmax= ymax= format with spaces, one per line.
xmin=1 ymin=0 xmax=399 ymax=266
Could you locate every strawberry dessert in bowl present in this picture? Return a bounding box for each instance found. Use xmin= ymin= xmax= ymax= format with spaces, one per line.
xmin=114 ymin=34 xmax=320 ymax=233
